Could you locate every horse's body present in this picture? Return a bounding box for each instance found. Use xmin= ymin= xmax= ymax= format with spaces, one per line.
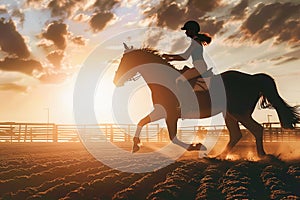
xmin=114 ymin=47 xmax=299 ymax=158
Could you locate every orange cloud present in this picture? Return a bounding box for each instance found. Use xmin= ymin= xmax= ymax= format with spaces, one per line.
xmin=0 ymin=57 xmax=43 ymax=75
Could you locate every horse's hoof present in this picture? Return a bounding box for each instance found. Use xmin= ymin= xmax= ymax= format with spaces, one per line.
xmin=132 ymin=145 xmax=140 ymax=153
xmin=187 ymin=143 xmax=207 ymax=151
xmin=259 ymin=154 xmax=282 ymax=162
xmin=215 ymin=154 xmax=226 ymax=160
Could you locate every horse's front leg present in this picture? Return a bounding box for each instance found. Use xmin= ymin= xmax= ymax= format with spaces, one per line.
xmin=133 ymin=104 xmax=166 ymax=153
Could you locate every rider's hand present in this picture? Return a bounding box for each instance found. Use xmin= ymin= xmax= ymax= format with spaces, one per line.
xmin=162 ymin=54 xmax=170 ymax=61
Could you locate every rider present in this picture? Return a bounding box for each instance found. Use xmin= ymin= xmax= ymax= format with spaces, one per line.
xmin=162 ymin=20 xmax=212 ymax=112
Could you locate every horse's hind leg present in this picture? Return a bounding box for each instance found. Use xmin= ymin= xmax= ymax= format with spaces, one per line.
xmin=236 ymin=115 xmax=266 ymax=157
xmin=219 ymin=113 xmax=242 ymax=158
xmin=166 ymin=116 xmax=207 ymax=151
xmin=166 ymin=117 xmax=190 ymax=149
xmin=132 ymin=104 xmax=166 ymax=153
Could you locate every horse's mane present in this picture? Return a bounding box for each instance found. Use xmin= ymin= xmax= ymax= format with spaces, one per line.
xmin=136 ymin=47 xmax=179 ymax=71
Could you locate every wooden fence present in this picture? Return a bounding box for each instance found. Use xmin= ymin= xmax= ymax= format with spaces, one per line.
xmin=0 ymin=122 xmax=299 ymax=143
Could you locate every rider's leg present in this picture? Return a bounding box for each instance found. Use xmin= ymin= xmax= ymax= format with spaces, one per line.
xmin=177 ymin=68 xmax=200 ymax=81
xmin=176 ymin=68 xmax=199 ymax=114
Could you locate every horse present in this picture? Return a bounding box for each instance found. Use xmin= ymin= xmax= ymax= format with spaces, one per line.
xmin=113 ymin=44 xmax=300 ymax=158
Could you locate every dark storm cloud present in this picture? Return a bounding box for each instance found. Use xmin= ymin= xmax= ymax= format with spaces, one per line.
xmin=42 ymin=21 xmax=68 ymax=50
xmin=0 ymin=57 xmax=43 ymax=75
xmin=230 ymin=0 xmax=248 ymax=20
xmin=89 ymin=12 xmax=114 ymax=32
xmin=46 ymin=50 xmax=64 ymax=69
xmin=0 ymin=18 xmax=30 ymax=58
xmin=239 ymin=2 xmax=300 ymax=44
xmin=0 ymin=83 xmax=27 ymax=92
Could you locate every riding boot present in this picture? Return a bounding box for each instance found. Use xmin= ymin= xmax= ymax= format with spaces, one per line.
xmin=177 ymin=80 xmax=194 ymax=115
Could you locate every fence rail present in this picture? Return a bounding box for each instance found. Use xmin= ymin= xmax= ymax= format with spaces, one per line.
xmin=0 ymin=122 xmax=299 ymax=143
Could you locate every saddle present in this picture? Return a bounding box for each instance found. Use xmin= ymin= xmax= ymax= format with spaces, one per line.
xmin=180 ymin=66 xmax=213 ymax=92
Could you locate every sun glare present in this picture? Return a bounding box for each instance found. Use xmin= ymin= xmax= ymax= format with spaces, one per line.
xmin=94 ymin=73 xmax=116 ymax=123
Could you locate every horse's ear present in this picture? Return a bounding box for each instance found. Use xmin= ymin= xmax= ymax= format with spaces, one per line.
xmin=123 ymin=42 xmax=129 ymax=50
xmin=123 ymin=43 xmax=134 ymax=52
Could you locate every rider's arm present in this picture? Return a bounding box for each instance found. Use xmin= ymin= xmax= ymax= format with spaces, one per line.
xmin=162 ymin=42 xmax=195 ymax=61
xmin=163 ymin=54 xmax=186 ymax=61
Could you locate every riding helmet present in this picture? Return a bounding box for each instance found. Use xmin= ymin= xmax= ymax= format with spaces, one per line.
xmin=181 ymin=20 xmax=200 ymax=32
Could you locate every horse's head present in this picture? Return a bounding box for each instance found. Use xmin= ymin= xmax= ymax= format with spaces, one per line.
xmin=113 ymin=43 xmax=138 ymax=87
xmin=114 ymin=43 xmax=173 ymax=87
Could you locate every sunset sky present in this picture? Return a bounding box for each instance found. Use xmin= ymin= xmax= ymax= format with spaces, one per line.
xmin=0 ymin=0 xmax=299 ymax=125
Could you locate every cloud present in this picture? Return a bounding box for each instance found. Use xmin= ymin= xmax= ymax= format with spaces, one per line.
xmin=46 ymin=0 xmax=86 ymax=19
xmin=186 ymin=0 xmax=223 ymax=20
xmin=0 ymin=57 xmax=43 ymax=76
xmin=73 ymin=13 xmax=90 ymax=22
xmin=46 ymin=50 xmax=64 ymax=69
xmin=142 ymin=0 xmax=223 ymax=33
xmin=156 ymin=3 xmax=187 ymax=30
xmin=271 ymin=49 xmax=300 ymax=65
xmin=11 ymin=8 xmax=25 ymax=26
xmin=0 ymin=18 xmax=30 ymax=58
xmin=71 ymin=35 xmax=87 ymax=46
xmin=237 ymin=2 xmax=300 ymax=44
xmin=230 ymin=0 xmax=249 ymax=20
xmin=90 ymin=0 xmax=121 ymax=12
xmin=0 ymin=83 xmax=28 ymax=92
xmin=170 ymin=36 xmax=190 ymax=52
xmin=39 ymin=72 xmax=69 ymax=84
xmin=198 ymin=17 xmax=224 ymax=35
xmin=42 ymin=21 xmax=68 ymax=50
xmin=274 ymin=57 xmax=299 ymax=66
xmin=142 ymin=29 xmax=164 ymax=48
xmin=89 ymin=12 xmax=115 ymax=32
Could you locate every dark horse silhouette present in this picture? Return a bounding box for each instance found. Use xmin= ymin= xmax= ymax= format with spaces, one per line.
xmin=113 ymin=44 xmax=299 ymax=158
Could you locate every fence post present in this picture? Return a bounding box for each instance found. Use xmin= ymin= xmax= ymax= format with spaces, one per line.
xmin=127 ymin=124 xmax=131 ymax=142
xmin=110 ymin=124 xmax=113 ymax=142
xmin=18 ymin=124 xmax=21 ymax=142
xmin=24 ymin=125 xmax=27 ymax=142
xmin=53 ymin=124 xmax=58 ymax=142
xmin=10 ymin=125 xmax=13 ymax=143
xmin=30 ymin=127 xmax=33 ymax=142
xmin=146 ymin=124 xmax=149 ymax=142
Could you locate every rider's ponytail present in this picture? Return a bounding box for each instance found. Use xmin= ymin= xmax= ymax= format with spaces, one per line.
xmin=197 ymin=33 xmax=212 ymax=46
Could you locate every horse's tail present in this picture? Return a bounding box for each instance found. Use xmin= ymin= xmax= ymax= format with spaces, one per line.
xmin=256 ymin=74 xmax=300 ymax=129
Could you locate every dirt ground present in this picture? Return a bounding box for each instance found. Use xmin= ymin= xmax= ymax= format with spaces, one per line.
xmin=0 ymin=142 xmax=299 ymax=199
